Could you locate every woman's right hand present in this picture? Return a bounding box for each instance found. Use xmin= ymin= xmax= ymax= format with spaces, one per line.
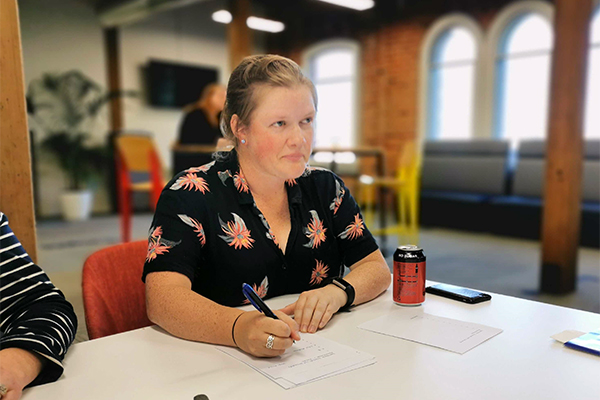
xmin=233 ymin=311 xmax=301 ymax=357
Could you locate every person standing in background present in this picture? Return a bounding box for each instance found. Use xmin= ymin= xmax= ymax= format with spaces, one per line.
xmin=0 ymin=212 xmax=78 ymax=400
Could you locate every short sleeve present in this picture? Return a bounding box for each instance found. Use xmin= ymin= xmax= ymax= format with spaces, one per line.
xmin=142 ymin=188 xmax=207 ymax=283
xmin=326 ymin=174 xmax=379 ymax=268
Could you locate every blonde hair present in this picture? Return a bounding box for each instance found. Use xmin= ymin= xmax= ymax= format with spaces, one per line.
xmin=220 ymin=54 xmax=317 ymax=145
xmin=183 ymin=83 xmax=224 ymax=126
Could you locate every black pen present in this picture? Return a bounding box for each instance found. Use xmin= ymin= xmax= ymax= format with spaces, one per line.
xmin=242 ymin=283 xmax=279 ymax=319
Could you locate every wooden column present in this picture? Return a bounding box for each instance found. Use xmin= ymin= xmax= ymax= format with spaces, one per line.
xmin=228 ymin=0 xmax=253 ymax=71
xmin=104 ymin=28 xmax=123 ymax=133
xmin=540 ymin=0 xmax=592 ymax=293
xmin=0 ymin=0 xmax=38 ymax=262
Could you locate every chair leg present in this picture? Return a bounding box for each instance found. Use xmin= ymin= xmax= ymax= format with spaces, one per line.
xmin=118 ymin=189 xmax=132 ymax=243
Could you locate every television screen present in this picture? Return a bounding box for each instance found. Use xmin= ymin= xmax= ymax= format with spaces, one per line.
xmin=146 ymin=60 xmax=219 ymax=108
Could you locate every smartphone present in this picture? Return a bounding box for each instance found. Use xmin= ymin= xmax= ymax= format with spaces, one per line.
xmin=425 ymin=283 xmax=491 ymax=304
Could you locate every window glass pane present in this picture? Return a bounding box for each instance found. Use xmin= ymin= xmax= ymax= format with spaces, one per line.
xmin=428 ymin=27 xmax=476 ymax=139
xmin=314 ymin=81 xmax=353 ymax=147
xmin=496 ymin=14 xmax=552 ymax=147
xmin=504 ymin=14 xmax=553 ymax=54
xmin=436 ymin=64 xmax=475 ymax=139
xmin=313 ymin=50 xmax=355 ymax=81
xmin=585 ymin=11 xmax=600 ymax=138
xmin=438 ymin=27 xmax=476 ymax=63
xmin=502 ymin=54 xmax=551 ymax=145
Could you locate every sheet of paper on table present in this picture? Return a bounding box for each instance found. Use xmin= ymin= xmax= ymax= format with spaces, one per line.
xmin=359 ymin=310 xmax=502 ymax=354
xmin=218 ymin=334 xmax=376 ymax=390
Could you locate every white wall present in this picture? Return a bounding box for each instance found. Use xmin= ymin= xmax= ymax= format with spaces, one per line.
xmin=20 ymin=0 xmax=110 ymax=217
xmin=120 ymin=0 xmax=230 ymax=170
xmin=19 ymin=0 xmax=266 ymax=217
xmin=120 ymin=0 xmax=267 ymax=169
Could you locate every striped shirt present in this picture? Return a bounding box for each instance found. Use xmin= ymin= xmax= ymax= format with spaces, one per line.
xmin=0 ymin=212 xmax=77 ymax=387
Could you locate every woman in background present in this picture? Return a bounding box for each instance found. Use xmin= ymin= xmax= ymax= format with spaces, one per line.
xmin=178 ymin=83 xmax=226 ymax=145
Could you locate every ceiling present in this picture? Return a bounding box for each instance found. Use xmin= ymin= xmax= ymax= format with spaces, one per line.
xmin=88 ymin=0 xmax=539 ymax=46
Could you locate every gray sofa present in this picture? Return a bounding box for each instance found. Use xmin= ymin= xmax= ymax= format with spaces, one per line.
xmin=419 ymin=139 xmax=600 ymax=247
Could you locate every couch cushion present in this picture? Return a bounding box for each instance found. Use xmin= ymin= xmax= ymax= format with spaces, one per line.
xmin=421 ymin=140 xmax=509 ymax=195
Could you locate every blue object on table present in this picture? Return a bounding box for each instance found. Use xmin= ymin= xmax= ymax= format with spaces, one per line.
xmin=242 ymin=283 xmax=279 ymax=319
xmin=565 ymin=330 xmax=600 ymax=356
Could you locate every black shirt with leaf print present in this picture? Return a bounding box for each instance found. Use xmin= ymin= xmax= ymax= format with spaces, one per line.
xmin=142 ymin=150 xmax=379 ymax=307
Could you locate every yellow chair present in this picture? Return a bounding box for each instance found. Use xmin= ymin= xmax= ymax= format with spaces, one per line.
xmin=358 ymin=141 xmax=421 ymax=245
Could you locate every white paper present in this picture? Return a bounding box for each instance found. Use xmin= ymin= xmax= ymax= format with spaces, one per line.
xmin=551 ymin=330 xmax=585 ymax=344
xmin=359 ymin=311 xmax=502 ymax=354
xmin=218 ymin=334 xmax=376 ymax=389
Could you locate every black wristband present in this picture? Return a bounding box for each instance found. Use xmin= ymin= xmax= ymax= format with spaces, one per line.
xmin=231 ymin=312 xmax=243 ymax=346
xmin=330 ymin=277 xmax=355 ymax=312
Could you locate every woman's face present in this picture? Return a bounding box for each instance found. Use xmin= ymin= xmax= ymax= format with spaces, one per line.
xmin=239 ymin=84 xmax=315 ymax=182
xmin=210 ymin=87 xmax=226 ymax=111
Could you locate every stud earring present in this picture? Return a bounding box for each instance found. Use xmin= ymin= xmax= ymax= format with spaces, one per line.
xmin=241 ymin=139 xmax=246 ymax=144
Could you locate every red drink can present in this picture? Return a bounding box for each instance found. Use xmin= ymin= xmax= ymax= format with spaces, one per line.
xmin=393 ymin=245 xmax=426 ymax=306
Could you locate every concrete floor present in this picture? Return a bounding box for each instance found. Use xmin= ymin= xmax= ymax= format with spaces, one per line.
xmin=37 ymin=213 xmax=599 ymax=343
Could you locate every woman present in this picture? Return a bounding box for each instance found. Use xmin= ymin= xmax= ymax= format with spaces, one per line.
xmin=177 ymin=83 xmax=226 ymax=145
xmin=143 ymin=55 xmax=390 ymax=358
xmin=175 ymin=83 xmax=228 ymax=174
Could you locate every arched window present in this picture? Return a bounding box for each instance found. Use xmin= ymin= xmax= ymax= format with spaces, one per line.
xmin=585 ymin=9 xmax=600 ymax=138
xmin=427 ymin=27 xmax=477 ymax=139
xmin=494 ymin=13 xmax=553 ymax=146
xmin=305 ymin=41 xmax=359 ymax=164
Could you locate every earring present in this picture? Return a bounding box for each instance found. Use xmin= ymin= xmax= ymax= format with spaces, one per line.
xmin=241 ymin=139 xmax=246 ymax=144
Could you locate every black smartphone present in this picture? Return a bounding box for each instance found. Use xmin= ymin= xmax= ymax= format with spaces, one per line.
xmin=425 ymin=283 xmax=491 ymax=304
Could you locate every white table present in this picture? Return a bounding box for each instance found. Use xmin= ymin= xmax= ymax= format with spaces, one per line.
xmin=23 ymin=282 xmax=600 ymax=400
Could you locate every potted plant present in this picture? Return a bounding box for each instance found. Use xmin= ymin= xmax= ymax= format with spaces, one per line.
xmin=27 ymin=70 xmax=113 ymax=221
xmin=40 ymin=132 xmax=107 ymax=221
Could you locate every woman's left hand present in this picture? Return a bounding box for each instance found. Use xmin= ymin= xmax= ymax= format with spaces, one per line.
xmin=279 ymin=284 xmax=347 ymax=333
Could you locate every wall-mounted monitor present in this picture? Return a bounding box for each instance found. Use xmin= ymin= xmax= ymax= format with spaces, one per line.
xmin=146 ymin=60 xmax=219 ymax=108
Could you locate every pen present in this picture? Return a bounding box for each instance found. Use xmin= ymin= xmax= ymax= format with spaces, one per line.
xmin=242 ymin=283 xmax=279 ymax=319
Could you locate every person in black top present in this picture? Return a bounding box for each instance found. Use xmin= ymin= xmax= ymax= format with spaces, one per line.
xmin=143 ymin=55 xmax=390 ymax=358
xmin=178 ymin=83 xmax=226 ymax=145
xmin=0 ymin=212 xmax=77 ymax=400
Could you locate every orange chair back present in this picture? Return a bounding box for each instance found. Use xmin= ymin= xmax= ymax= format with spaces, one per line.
xmin=115 ymin=135 xmax=158 ymax=172
xmin=82 ymin=240 xmax=152 ymax=340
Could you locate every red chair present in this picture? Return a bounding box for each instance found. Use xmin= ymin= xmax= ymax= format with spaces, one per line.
xmin=82 ymin=240 xmax=152 ymax=340
xmin=115 ymin=133 xmax=165 ymax=242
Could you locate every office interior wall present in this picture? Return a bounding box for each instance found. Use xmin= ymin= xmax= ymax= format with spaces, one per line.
xmin=18 ymin=0 xmax=265 ymax=217
xmin=19 ymin=0 xmax=110 ymax=217
xmin=280 ymin=10 xmax=498 ymax=175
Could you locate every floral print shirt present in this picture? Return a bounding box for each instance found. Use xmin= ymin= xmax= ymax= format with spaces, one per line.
xmin=142 ymin=150 xmax=379 ymax=307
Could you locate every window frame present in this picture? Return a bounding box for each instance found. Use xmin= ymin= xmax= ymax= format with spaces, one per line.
xmin=302 ymin=39 xmax=361 ymax=149
xmin=483 ymin=1 xmax=554 ymax=143
xmin=418 ymin=13 xmax=484 ymax=142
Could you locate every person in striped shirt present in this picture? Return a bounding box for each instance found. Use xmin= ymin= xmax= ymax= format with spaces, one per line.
xmin=0 ymin=212 xmax=77 ymax=400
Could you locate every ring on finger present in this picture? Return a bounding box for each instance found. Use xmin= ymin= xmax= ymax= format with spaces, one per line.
xmin=0 ymin=383 xmax=8 ymax=397
xmin=265 ymin=334 xmax=275 ymax=349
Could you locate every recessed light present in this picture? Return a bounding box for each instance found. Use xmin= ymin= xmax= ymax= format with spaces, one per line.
xmin=211 ymin=10 xmax=285 ymax=33
xmin=246 ymin=16 xmax=285 ymax=33
xmin=212 ymin=10 xmax=233 ymax=24
xmin=316 ymin=0 xmax=375 ymax=11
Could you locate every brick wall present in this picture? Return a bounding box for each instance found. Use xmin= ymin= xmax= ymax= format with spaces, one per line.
xmin=279 ymin=10 xmax=499 ymax=176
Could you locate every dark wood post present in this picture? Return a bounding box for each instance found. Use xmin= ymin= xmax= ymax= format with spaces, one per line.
xmin=104 ymin=28 xmax=123 ymax=133
xmin=0 ymin=0 xmax=38 ymax=262
xmin=228 ymin=0 xmax=253 ymax=71
xmin=540 ymin=0 xmax=593 ymax=293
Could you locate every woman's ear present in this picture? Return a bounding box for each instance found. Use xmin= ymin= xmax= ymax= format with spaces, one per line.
xmin=230 ymin=114 xmax=247 ymax=143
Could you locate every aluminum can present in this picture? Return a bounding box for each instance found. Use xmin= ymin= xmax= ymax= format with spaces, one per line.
xmin=393 ymin=245 xmax=426 ymax=306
